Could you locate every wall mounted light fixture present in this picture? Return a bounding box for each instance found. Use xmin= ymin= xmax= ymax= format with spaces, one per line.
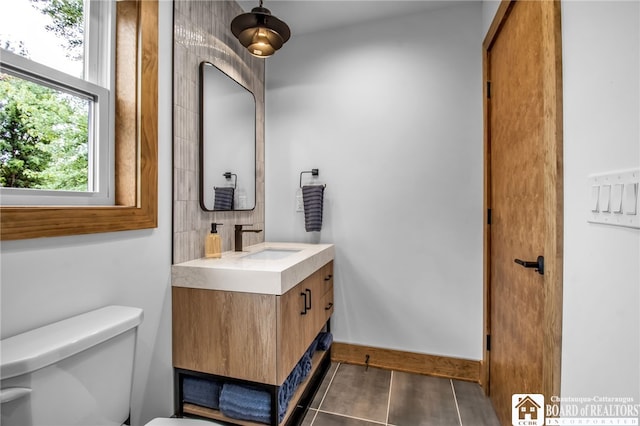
xmin=231 ymin=0 xmax=291 ymax=58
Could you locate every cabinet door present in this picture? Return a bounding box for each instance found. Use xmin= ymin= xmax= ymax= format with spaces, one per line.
xmin=311 ymin=262 xmax=333 ymax=337
xmin=320 ymin=261 xmax=334 ymax=324
xmin=173 ymin=287 xmax=278 ymax=384
xmin=277 ymin=277 xmax=315 ymax=384
xmin=276 ymin=263 xmax=334 ymax=384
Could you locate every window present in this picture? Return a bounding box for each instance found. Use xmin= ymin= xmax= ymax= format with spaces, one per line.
xmin=0 ymin=0 xmax=158 ymax=240
xmin=0 ymin=0 xmax=113 ymax=205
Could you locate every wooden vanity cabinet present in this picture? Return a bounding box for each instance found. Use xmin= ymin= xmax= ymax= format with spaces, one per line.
xmin=172 ymin=260 xmax=334 ymax=386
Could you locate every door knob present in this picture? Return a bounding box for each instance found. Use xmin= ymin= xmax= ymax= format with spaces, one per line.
xmin=514 ymin=255 xmax=544 ymax=275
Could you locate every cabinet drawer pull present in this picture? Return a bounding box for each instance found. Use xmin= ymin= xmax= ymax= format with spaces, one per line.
xmin=324 ymin=275 xmax=332 ymax=281
xmin=305 ymin=288 xmax=312 ymax=310
xmin=325 ymin=302 xmax=333 ymax=311
xmin=300 ymin=292 xmax=308 ymax=315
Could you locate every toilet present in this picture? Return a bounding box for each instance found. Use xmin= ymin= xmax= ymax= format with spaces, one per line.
xmin=0 ymin=305 xmax=221 ymax=426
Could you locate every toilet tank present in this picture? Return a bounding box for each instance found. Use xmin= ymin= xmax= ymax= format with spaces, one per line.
xmin=1 ymin=306 xmax=144 ymax=426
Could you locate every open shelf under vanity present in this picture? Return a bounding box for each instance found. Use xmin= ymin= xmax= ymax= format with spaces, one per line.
xmin=176 ymin=349 xmax=331 ymax=426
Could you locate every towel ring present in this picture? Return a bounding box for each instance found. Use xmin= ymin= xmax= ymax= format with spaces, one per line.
xmin=299 ymin=169 xmax=326 ymax=188
xmin=222 ymin=172 xmax=237 ymax=189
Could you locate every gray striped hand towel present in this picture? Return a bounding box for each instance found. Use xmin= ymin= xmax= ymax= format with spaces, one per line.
xmin=214 ymin=187 xmax=234 ymax=210
xmin=302 ymin=185 xmax=324 ymax=232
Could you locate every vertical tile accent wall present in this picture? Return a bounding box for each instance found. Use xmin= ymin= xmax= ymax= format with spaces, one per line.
xmin=173 ymin=0 xmax=265 ymax=264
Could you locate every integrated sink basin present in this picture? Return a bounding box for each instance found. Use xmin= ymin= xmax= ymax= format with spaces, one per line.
xmin=241 ymin=248 xmax=302 ymax=261
xmin=172 ymin=242 xmax=334 ymax=295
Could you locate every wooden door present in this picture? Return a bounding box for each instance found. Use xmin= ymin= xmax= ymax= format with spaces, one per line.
xmin=483 ymin=1 xmax=563 ymax=424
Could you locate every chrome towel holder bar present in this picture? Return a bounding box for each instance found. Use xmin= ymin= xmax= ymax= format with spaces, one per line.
xmin=222 ymin=172 xmax=237 ymax=189
xmin=299 ymin=169 xmax=326 ymax=188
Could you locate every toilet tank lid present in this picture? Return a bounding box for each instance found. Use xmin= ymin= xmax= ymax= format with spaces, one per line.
xmin=1 ymin=305 xmax=143 ymax=380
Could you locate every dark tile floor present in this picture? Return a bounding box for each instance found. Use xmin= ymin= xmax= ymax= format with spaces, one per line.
xmin=301 ymin=363 xmax=500 ymax=426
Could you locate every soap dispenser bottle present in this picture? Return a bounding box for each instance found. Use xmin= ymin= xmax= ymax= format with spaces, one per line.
xmin=205 ymin=223 xmax=222 ymax=258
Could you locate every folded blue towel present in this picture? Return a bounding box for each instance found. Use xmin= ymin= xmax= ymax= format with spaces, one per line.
xmin=302 ymin=185 xmax=324 ymax=232
xmin=219 ymin=350 xmax=317 ymax=424
xmin=278 ymin=363 xmax=300 ymax=417
xmin=300 ymin=354 xmax=312 ymax=379
xmin=183 ymin=376 xmax=221 ymax=409
xmin=214 ymin=187 xmax=234 ymax=210
xmin=219 ymin=384 xmax=273 ymax=424
xmin=278 ymin=383 xmax=290 ymax=419
xmin=316 ymin=332 xmax=333 ymax=351
xmin=292 ymin=362 xmax=303 ymax=388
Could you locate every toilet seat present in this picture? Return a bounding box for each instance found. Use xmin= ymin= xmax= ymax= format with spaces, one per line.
xmin=145 ymin=418 xmax=225 ymax=426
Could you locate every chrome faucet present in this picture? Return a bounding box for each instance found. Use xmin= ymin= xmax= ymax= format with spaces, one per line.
xmin=234 ymin=224 xmax=263 ymax=252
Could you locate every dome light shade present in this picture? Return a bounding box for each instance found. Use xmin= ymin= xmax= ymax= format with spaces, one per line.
xmin=231 ymin=1 xmax=291 ymax=58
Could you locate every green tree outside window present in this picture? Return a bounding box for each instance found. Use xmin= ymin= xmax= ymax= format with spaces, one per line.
xmin=0 ymin=0 xmax=89 ymax=192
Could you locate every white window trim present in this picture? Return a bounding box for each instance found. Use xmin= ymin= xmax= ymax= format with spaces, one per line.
xmin=0 ymin=0 xmax=115 ymax=206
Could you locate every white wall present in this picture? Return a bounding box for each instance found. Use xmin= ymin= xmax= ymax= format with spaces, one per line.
xmin=265 ymin=2 xmax=484 ymax=360
xmin=560 ymin=1 xmax=640 ymax=399
xmin=0 ymin=2 xmax=174 ymax=425
xmin=482 ymin=0 xmax=499 ymax=35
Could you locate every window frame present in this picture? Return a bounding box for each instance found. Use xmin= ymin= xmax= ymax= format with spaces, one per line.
xmin=0 ymin=0 xmax=158 ymax=240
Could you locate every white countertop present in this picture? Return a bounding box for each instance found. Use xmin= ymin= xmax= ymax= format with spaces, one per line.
xmin=171 ymin=242 xmax=335 ymax=295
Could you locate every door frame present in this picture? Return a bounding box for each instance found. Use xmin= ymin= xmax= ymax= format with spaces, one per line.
xmin=481 ymin=0 xmax=564 ymax=401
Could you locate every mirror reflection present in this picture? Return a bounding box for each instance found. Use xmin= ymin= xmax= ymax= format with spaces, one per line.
xmin=200 ymin=62 xmax=256 ymax=211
